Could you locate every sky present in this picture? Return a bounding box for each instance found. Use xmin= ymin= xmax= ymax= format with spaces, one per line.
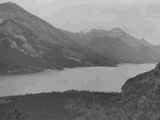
xmin=1 ymin=0 xmax=160 ymax=44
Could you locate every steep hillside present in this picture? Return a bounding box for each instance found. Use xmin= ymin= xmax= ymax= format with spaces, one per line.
xmin=120 ymin=63 xmax=160 ymax=120
xmin=0 ymin=2 xmax=117 ymax=74
xmin=0 ymin=2 xmax=159 ymax=74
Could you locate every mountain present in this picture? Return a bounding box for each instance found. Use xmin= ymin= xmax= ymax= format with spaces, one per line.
xmin=0 ymin=2 xmax=159 ymax=74
xmin=0 ymin=64 xmax=160 ymax=120
xmin=68 ymin=28 xmax=160 ymax=63
xmin=0 ymin=2 xmax=117 ymax=74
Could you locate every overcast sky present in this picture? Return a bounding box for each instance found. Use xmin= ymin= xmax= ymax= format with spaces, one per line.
xmin=1 ymin=0 xmax=160 ymax=44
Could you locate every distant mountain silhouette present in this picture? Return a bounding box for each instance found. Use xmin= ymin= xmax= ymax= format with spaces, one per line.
xmin=67 ymin=28 xmax=160 ymax=64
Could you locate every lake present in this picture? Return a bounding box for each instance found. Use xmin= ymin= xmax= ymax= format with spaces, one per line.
xmin=0 ymin=64 xmax=156 ymax=97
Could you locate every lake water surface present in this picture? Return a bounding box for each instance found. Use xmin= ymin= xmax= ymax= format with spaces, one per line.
xmin=0 ymin=64 xmax=156 ymax=97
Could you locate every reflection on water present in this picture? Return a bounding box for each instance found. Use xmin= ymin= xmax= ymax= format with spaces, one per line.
xmin=0 ymin=64 xmax=156 ymax=97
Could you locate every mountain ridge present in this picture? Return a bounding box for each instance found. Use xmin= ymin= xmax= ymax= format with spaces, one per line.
xmin=0 ymin=2 xmax=118 ymax=74
xmin=0 ymin=2 xmax=159 ymax=74
xmin=67 ymin=27 xmax=160 ymax=64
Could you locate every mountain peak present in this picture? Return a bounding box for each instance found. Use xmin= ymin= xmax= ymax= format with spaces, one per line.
xmin=111 ymin=27 xmax=124 ymax=32
xmin=0 ymin=2 xmax=18 ymax=7
xmin=0 ymin=2 xmax=23 ymax=12
xmin=110 ymin=27 xmax=126 ymax=35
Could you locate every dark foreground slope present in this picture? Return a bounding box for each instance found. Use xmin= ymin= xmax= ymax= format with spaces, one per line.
xmin=0 ymin=91 xmax=121 ymax=120
xmin=1 ymin=63 xmax=160 ymax=120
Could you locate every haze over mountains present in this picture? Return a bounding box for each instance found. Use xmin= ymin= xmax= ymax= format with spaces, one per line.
xmin=0 ymin=2 xmax=160 ymax=74
xmin=1 ymin=0 xmax=160 ymax=44
xmin=52 ymin=2 xmax=160 ymax=45
xmin=69 ymin=28 xmax=160 ymax=63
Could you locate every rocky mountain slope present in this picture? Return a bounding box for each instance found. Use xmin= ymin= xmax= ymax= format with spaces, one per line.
xmin=0 ymin=2 xmax=160 ymax=74
xmin=1 ymin=63 xmax=160 ymax=120
xmin=0 ymin=2 xmax=116 ymax=74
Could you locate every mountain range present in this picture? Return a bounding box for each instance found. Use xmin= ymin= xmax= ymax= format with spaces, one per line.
xmin=68 ymin=28 xmax=160 ymax=63
xmin=0 ymin=2 xmax=116 ymax=74
xmin=0 ymin=2 xmax=160 ymax=74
